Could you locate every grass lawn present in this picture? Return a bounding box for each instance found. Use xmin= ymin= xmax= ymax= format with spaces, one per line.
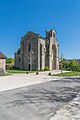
xmin=7 ymin=69 xmax=49 ymax=74
xmin=0 ymin=73 xmax=11 ymax=77
xmin=7 ymin=70 xmax=30 ymax=74
xmin=52 ymin=71 xmax=80 ymax=77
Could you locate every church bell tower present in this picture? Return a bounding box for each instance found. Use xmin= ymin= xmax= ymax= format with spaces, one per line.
xmin=45 ymin=29 xmax=59 ymax=70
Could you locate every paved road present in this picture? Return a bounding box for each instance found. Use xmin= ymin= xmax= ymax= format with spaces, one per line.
xmin=0 ymin=70 xmax=63 ymax=92
xmin=0 ymin=76 xmax=80 ymax=120
xmin=50 ymin=92 xmax=80 ymax=120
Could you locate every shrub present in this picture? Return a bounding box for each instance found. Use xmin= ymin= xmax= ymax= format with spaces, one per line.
xmin=44 ymin=66 xmax=49 ymax=71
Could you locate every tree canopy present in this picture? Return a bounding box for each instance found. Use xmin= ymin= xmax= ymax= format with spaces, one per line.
xmin=6 ymin=58 xmax=14 ymax=65
xmin=60 ymin=59 xmax=80 ymax=71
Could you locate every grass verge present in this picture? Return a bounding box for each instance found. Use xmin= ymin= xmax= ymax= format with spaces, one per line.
xmin=7 ymin=70 xmax=29 ymax=74
xmin=52 ymin=71 xmax=80 ymax=77
xmin=0 ymin=73 xmax=11 ymax=77
xmin=7 ymin=69 xmax=50 ymax=74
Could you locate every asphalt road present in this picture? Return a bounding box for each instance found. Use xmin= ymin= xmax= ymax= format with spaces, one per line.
xmin=0 ymin=77 xmax=80 ymax=120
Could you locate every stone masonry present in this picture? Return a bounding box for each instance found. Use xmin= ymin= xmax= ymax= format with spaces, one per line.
xmin=0 ymin=52 xmax=7 ymax=72
xmin=14 ymin=29 xmax=59 ymax=70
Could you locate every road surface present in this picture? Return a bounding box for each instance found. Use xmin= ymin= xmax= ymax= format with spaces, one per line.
xmin=0 ymin=76 xmax=80 ymax=120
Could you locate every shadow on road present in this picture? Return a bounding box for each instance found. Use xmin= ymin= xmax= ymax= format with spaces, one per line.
xmin=6 ymin=77 xmax=80 ymax=107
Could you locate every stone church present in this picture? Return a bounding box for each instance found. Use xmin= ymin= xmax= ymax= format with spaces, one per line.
xmin=14 ymin=29 xmax=59 ymax=70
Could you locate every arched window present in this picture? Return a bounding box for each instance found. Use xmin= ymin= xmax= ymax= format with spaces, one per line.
xmin=19 ymin=58 xmax=20 ymax=63
xmin=53 ymin=33 xmax=55 ymax=38
xmin=29 ymin=43 xmax=31 ymax=51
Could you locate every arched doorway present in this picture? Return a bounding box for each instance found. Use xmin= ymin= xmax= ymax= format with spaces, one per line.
xmin=52 ymin=44 xmax=57 ymax=69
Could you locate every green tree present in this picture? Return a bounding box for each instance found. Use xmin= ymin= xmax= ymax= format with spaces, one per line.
xmin=61 ymin=59 xmax=80 ymax=71
xmin=69 ymin=60 xmax=78 ymax=71
xmin=62 ymin=60 xmax=70 ymax=70
xmin=6 ymin=58 xmax=14 ymax=70
xmin=6 ymin=58 xmax=14 ymax=65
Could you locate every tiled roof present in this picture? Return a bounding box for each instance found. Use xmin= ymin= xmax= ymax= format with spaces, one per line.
xmin=0 ymin=52 xmax=7 ymax=59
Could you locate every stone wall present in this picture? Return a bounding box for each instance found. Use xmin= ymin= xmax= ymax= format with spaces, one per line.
xmin=14 ymin=52 xmax=20 ymax=69
xmin=15 ymin=29 xmax=59 ymax=71
xmin=38 ymin=38 xmax=45 ymax=70
xmin=45 ymin=30 xmax=59 ymax=70
xmin=0 ymin=59 xmax=6 ymax=72
xmin=21 ymin=32 xmax=39 ymax=70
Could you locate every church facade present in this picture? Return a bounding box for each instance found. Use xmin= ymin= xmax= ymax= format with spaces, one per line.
xmin=14 ymin=29 xmax=59 ymax=70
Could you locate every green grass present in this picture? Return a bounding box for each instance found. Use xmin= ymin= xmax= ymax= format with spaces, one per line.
xmin=0 ymin=73 xmax=11 ymax=77
xmin=7 ymin=69 xmax=50 ymax=74
xmin=7 ymin=70 xmax=29 ymax=74
xmin=52 ymin=71 xmax=80 ymax=77
xmin=7 ymin=69 xmax=43 ymax=74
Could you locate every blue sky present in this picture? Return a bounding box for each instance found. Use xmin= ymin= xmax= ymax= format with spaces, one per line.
xmin=0 ymin=0 xmax=80 ymax=59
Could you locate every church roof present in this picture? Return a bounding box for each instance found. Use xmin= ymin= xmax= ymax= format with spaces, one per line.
xmin=27 ymin=31 xmax=39 ymax=35
xmin=21 ymin=31 xmax=46 ymax=40
xmin=21 ymin=31 xmax=39 ymax=38
xmin=0 ymin=52 xmax=7 ymax=59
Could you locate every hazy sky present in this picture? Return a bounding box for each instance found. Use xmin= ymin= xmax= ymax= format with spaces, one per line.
xmin=0 ymin=0 xmax=80 ymax=59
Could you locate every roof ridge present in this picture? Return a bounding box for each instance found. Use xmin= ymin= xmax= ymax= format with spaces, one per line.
xmin=0 ymin=52 xmax=7 ymax=59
